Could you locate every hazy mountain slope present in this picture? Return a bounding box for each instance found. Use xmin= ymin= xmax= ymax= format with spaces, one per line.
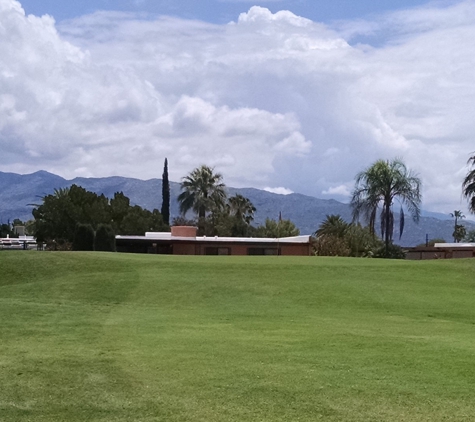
xmin=1 ymin=171 xmax=473 ymax=246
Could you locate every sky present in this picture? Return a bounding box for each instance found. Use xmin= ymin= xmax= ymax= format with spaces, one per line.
xmin=1 ymin=0 xmax=475 ymax=214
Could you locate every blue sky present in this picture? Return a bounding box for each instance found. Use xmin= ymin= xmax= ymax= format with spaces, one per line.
xmin=19 ymin=0 xmax=437 ymax=24
xmin=1 ymin=0 xmax=475 ymax=214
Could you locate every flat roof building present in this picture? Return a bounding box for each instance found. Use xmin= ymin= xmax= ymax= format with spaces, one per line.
xmin=406 ymin=243 xmax=475 ymax=260
xmin=116 ymin=226 xmax=313 ymax=256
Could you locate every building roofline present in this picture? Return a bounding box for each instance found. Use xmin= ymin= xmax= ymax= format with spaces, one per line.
xmin=116 ymin=232 xmax=312 ymax=244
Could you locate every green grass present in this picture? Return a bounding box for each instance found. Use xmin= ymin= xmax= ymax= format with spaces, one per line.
xmin=1 ymin=252 xmax=475 ymax=421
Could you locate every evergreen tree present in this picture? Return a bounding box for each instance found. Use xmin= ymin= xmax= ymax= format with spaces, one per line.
xmin=94 ymin=224 xmax=116 ymax=252
xmin=161 ymin=158 xmax=170 ymax=226
xmin=72 ymin=223 xmax=95 ymax=251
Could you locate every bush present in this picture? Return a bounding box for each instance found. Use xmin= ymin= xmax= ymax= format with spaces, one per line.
xmin=94 ymin=224 xmax=116 ymax=252
xmin=374 ymin=243 xmax=407 ymax=259
xmin=464 ymin=230 xmax=475 ymax=242
xmin=45 ymin=239 xmax=72 ymax=251
xmin=314 ymin=235 xmax=351 ymax=257
xmin=73 ymin=224 xmax=94 ymax=251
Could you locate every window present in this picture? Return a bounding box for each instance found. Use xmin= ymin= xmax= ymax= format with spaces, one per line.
xmin=247 ymin=247 xmax=280 ymax=256
xmin=205 ymin=247 xmax=230 ymax=255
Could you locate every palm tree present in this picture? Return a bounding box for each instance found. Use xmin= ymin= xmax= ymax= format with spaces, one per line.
xmin=227 ymin=194 xmax=256 ymax=225
xmin=177 ymin=165 xmax=227 ymax=221
xmin=315 ymin=214 xmax=349 ymax=239
xmin=350 ymin=158 xmax=422 ymax=256
xmin=450 ymin=210 xmax=465 ymax=242
xmin=462 ymin=154 xmax=475 ymax=214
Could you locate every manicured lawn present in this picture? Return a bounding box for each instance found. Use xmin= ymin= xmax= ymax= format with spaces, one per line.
xmin=1 ymin=252 xmax=475 ymax=421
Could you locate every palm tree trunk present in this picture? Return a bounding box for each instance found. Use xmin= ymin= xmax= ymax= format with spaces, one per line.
xmin=454 ymin=215 xmax=458 ymax=242
xmin=385 ymin=201 xmax=391 ymax=257
xmin=198 ymin=206 xmax=206 ymax=235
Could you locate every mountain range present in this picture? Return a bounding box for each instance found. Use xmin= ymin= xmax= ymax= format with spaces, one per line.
xmin=0 ymin=170 xmax=473 ymax=246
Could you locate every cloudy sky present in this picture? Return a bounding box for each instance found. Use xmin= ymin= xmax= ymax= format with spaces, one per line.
xmin=1 ymin=0 xmax=474 ymax=214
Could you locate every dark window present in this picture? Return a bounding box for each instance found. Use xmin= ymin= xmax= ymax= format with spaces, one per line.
xmin=205 ymin=247 xmax=230 ymax=255
xmin=247 ymin=247 xmax=280 ymax=256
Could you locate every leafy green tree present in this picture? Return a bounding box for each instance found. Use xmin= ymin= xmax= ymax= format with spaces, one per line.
xmin=0 ymin=222 xmax=15 ymax=238
xmin=315 ymin=214 xmax=349 ymax=238
xmin=32 ymin=185 xmax=167 ymax=244
xmin=68 ymin=185 xmax=110 ymax=228
xmin=314 ymin=216 xmax=381 ymax=257
xmin=373 ymin=243 xmax=407 ymax=259
xmin=351 ymin=158 xmax=422 ymax=257
xmin=345 ymin=224 xmax=382 ymax=257
xmin=120 ymin=207 xmax=166 ymax=235
xmin=73 ymin=224 xmax=94 ymax=251
xmin=171 ymin=216 xmax=196 ymax=227
xmin=110 ymin=192 xmax=130 ymax=231
xmin=453 ymin=224 xmax=467 ymax=243
xmin=450 ymin=210 xmax=465 ymax=242
xmin=201 ymin=194 xmax=257 ymax=237
xmin=34 ymin=185 xmax=111 ymax=243
xmin=314 ymin=235 xmax=351 ymax=257
xmin=227 ymin=194 xmax=256 ymax=225
xmin=462 ymin=153 xmax=475 ymax=213
xmin=161 ymin=158 xmax=170 ymax=226
xmin=255 ymin=218 xmax=300 ymax=238
xmin=464 ymin=229 xmax=475 ymax=242
xmin=33 ymin=187 xmax=75 ymax=242
xmin=178 ymin=165 xmax=227 ymax=220
xmin=94 ymin=224 xmax=116 ymax=252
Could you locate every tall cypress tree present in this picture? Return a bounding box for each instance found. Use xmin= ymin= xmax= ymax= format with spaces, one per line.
xmin=161 ymin=158 xmax=170 ymax=226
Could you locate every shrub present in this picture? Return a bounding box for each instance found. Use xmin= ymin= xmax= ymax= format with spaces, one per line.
xmin=374 ymin=243 xmax=407 ymax=259
xmin=464 ymin=230 xmax=475 ymax=242
xmin=94 ymin=224 xmax=116 ymax=252
xmin=314 ymin=235 xmax=351 ymax=257
xmin=73 ymin=224 xmax=94 ymax=251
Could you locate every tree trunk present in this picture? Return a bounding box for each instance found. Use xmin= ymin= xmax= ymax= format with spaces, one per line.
xmin=385 ymin=201 xmax=391 ymax=257
xmin=198 ymin=207 xmax=206 ymax=235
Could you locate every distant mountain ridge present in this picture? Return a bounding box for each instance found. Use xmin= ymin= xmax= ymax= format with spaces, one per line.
xmin=0 ymin=170 xmax=473 ymax=246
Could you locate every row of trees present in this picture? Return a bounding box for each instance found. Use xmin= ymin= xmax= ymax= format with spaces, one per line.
xmin=32 ymin=185 xmax=168 ymax=250
xmin=175 ymin=165 xmax=299 ymax=237
xmin=312 ymin=153 xmax=475 ymax=257
xmin=29 ymin=163 xmax=300 ymax=250
xmin=27 ymin=152 xmax=475 ymax=255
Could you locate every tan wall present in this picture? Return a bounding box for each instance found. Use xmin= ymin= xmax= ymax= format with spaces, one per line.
xmin=281 ymin=244 xmax=311 ymax=256
xmin=453 ymin=250 xmax=474 ymax=259
xmin=173 ymin=242 xmax=311 ymax=256
xmin=406 ymin=247 xmax=475 ymax=260
xmin=171 ymin=226 xmax=197 ymax=238
xmin=228 ymin=245 xmax=248 ymax=255
xmin=173 ymin=243 xmax=197 ymax=255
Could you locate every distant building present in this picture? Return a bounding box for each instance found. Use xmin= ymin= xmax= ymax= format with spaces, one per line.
xmin=406 ymin=243 xmax=475 ymax=260
xmin=13 ymin=226 xmax=26 ymax=236
xmin=0 ymin=235 xmax=37 ymax=250
xmin=116 ymin=226 xmax=313 ymax=256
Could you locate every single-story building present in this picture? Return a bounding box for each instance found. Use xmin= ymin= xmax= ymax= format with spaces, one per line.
xmin=116 ymin=226 xmax=313 ymax=256
xmin=406 ymin=243 xmax=475 ymax=260
xmin=0 ymin=235 xmax=37 ymax=250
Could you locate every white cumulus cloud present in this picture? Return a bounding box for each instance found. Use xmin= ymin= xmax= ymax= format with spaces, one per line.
xmin=264 ymin=187 xmax=294 ymax=195
xmin=1 ymin=0 xmax=475 ymax=214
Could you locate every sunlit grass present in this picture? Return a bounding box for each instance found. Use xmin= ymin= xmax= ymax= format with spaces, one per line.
xmin=1 ymin=252 xmax=475 ymax=421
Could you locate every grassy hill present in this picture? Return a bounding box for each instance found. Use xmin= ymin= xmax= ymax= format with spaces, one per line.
xmin=1 ymin=252 xmax=475 ymax=421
